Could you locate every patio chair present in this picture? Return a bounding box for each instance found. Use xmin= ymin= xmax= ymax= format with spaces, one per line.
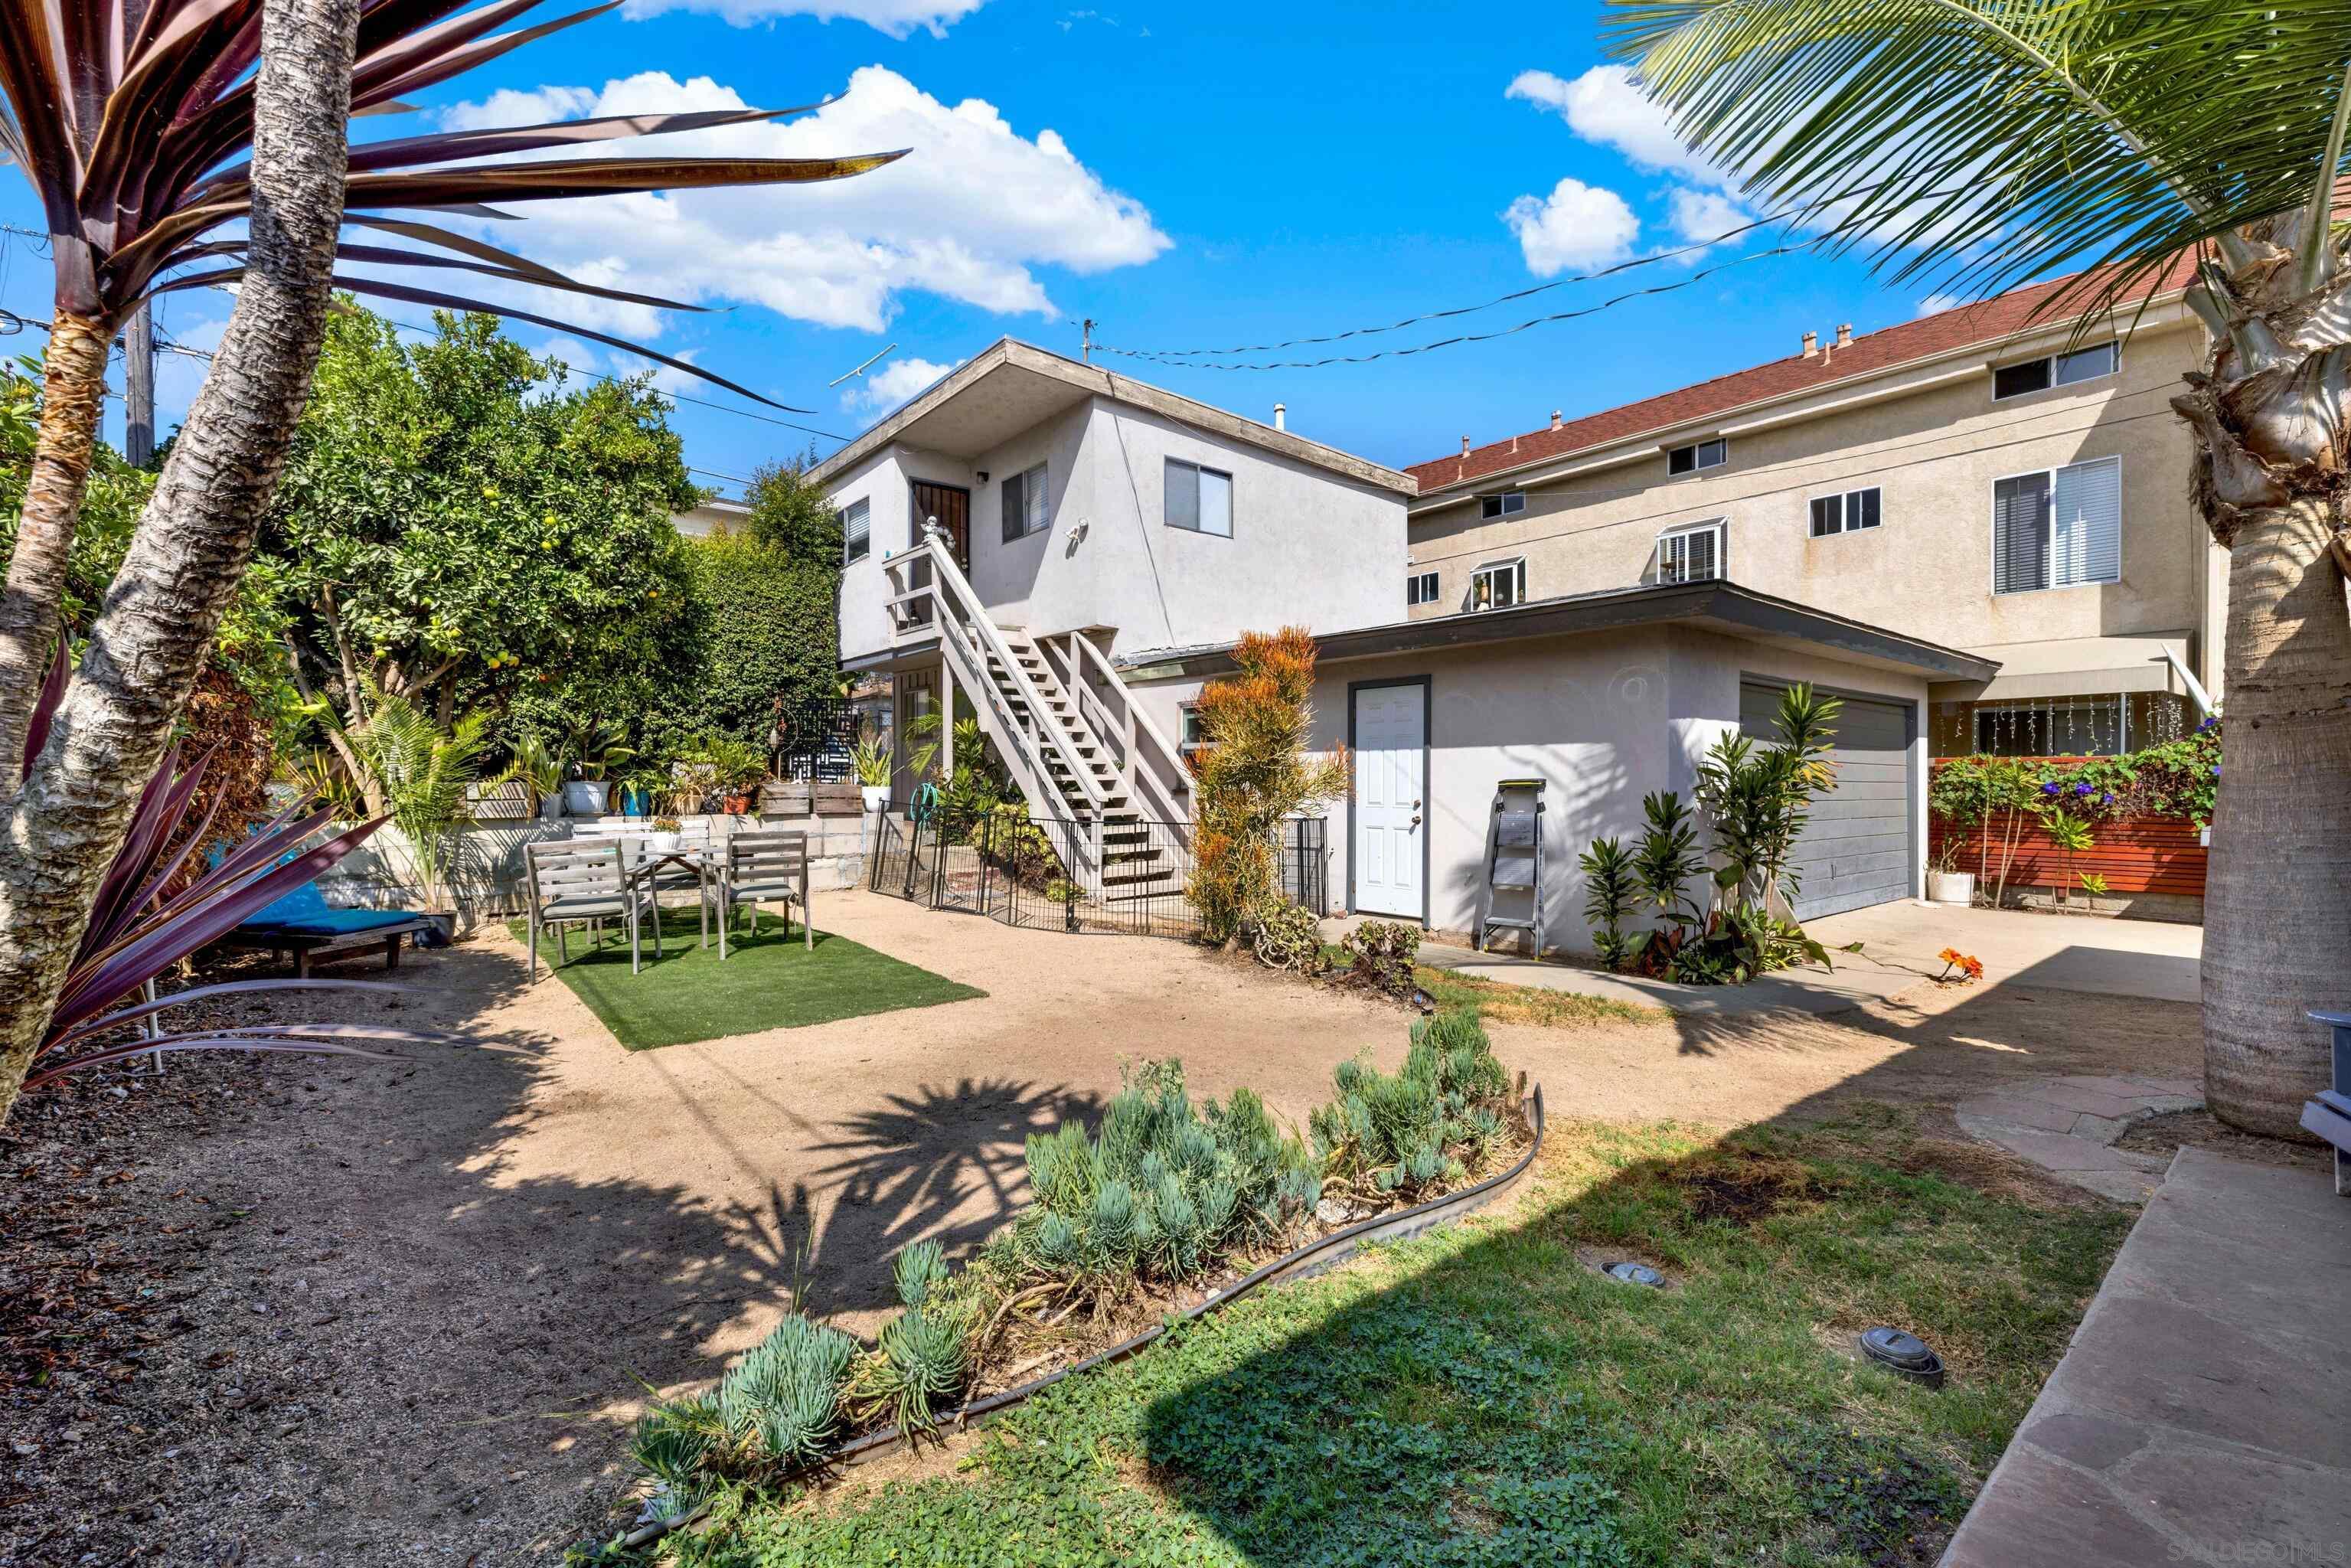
xmin=715 ymin=830 xmax=814 ymax=959
xmin=524 ymin=839 xmax=662 ymax=979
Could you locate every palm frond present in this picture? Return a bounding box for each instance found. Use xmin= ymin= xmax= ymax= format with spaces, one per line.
xmin=1605 ymin=0 xmax=2351 ymax=315
xmin=0 ymin=0 xmax=901 ymax=405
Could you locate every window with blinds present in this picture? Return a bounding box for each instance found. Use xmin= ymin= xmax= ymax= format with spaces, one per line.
xmin=1165 ymin=458 xmax=1234 ymax=537
xmin=841 ymin=498 xmax=870 ymax=564
xmin=1000 ymin=463 xmax=1049 ymax=543
xmin=1993 ymin=456 xmax=2119 ymax=593
xmin=1657 ymin=521 xmax=1723 ymax=583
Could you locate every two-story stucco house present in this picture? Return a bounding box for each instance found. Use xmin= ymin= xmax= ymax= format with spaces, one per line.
xmin=824 ymin=338 xmax=2004 ymax=950
xmin=1400 ymin=271 xmax=2220 ymax=763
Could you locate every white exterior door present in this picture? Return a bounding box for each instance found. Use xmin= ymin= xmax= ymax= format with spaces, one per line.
xmin=1352 ymin=683 xmax=1425 ymax=920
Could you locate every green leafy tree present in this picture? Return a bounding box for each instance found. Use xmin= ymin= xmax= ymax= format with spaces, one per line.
xmin=1607 ymin=0 xmax=2351 ymax=1136
xmin=743 ymin=453 xmax=845 ymax=565
xmin=640 ymin=529 xmax=843 ymax=766
xmin=266 ymin=307 xmax=698 ymax=796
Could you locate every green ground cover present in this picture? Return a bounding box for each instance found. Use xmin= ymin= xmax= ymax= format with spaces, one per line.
xmin=650 ymin=1110 xmax=2127 ymax=1566
xmin=515 ymin=907 xmax=984 ymax=1050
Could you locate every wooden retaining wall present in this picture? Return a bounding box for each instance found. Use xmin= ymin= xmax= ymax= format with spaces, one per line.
xmin=1928 ymin=813 xmax=2207 ymax=897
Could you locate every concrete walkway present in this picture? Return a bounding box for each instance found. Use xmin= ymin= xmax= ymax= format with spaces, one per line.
xmin=1418 ymin=900 xmax=2202 ymax=1015
xmin=1941 ymin=1149 xmax=2351 ymax=1568
xmin=1954 ymin=1074 xmax=2202 ymax=1203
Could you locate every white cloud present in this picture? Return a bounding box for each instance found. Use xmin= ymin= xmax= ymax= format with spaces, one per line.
xmin=1915 ymin=293 xmax=1964 ymax=318
xmin=1665 ymin=186 xmax=1752 ymax=247
xmin=424 ymin=65 xmax=1169 ymax=339
xmin=619 ymin=0 xmax=984 ymax=40
xmin=1501 ymin=179 xmax=1641 ymax=277
xmin=1507 ymin=67 xmax=1730 ymax=191
xmin=844 ymin=355 xmax=958 ymax=411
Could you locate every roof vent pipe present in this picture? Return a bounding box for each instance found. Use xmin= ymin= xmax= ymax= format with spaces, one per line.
xmin=1550 ymin=410 xmax=1562 ymax=430
xmin=1273 ymin=402 xmax=1286 ymax=432
xmin=1461 ymin=435 xmax=1471 ymax=456
xmin=1835 ymin=322 xmax=1853 ymax=348
xmin=1801 ymin=330 xmax=1818 ymax=358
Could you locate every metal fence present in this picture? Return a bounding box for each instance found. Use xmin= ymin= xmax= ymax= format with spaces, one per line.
xmin=773 ymin=698 xmax=864 ymax=782
xmin=867 ymin=805 xmax=1326 ymax=941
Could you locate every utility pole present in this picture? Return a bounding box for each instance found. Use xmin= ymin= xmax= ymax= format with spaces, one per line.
xmin=123 ymin=299 xmax=155 ymax=467
xmin=1081 ymin=318 xmax=1095 ymax=364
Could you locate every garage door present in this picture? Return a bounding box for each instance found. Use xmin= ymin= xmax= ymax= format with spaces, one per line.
xmin=1739 ymin=682 xmax=1914 ymax=920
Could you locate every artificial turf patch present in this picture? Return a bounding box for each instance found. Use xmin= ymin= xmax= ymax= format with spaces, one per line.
xmin=511 ymin=906 xmax=984 ymax=1050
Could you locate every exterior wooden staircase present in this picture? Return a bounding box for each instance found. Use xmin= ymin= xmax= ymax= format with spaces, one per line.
xmin=883 ymin=531 xmax=1193 ymax=904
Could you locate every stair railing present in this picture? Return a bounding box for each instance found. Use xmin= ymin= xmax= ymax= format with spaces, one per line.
xmin=1065 ymin=631 xmax=1193 ymax=841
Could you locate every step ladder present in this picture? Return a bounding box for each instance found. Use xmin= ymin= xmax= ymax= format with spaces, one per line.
xmin=1475 ymin=779 xmax=1546 ymax=953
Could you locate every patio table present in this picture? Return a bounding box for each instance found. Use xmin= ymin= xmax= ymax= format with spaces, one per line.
xmin=629 ymin=848 xmax=713 ymax=950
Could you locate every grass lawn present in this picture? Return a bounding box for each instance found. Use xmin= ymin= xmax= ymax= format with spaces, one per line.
xmin=660 ymin=1111 xmax=2126 ymax=1567
xmin=513 ymin=907 xmax=984 ymax=1050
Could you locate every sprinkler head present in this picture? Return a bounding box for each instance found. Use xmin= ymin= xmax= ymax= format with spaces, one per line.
xmin=1602 ymin=1261 xmax=1665 ymax=1289
xmin=1858 ymin=1326 xmax=1945 ymax=1389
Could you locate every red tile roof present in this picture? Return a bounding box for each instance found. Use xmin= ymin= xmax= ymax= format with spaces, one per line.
xmin=1404 ymin=263 xmax=2197 ymax=498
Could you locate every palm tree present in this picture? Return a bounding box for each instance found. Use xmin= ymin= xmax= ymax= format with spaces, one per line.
xmin=1608 ymin=0 xmax=2351 ymax=1138
xmin=0 ymin=0 xmax=898 ymax=1124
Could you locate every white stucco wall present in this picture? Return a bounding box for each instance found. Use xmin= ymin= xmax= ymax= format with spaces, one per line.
xmin=1128 ymin=624 xmax=1929 ymax=955
xmin=835 ymin=398 xmax=1406 ymax=665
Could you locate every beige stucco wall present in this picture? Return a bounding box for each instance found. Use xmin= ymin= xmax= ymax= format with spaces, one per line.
xmin=1407 ymin=312 xmax=2225 ymax=706
xmin=835 ymin=398 xmax=1406 ymax=666
xmin=1128 ymin=625 xmax=1928 ymax=955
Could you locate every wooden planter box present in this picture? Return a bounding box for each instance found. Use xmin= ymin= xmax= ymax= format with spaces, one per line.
xmin=761 ymin=779 xmax=813 ymax=816
xmin=813 ymin=781 xmax=864 ymax=816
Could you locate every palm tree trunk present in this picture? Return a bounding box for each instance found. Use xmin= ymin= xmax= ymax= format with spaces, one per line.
xmin=0 ymin=0 xmax=363 ymax=1127
xmin=0 ymin=318 xmax=114 ymax=791
xmin=2199 ymin=499 xmax=2351 ymax=1138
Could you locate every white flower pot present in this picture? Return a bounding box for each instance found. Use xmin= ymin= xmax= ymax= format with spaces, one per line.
xmin=563 ymin=779 xmax=609 ymax=816
xmin=861 ymin=784 xmax=890 ymax=812
xmin=648 ymin=831 xmax=681 ymax=854
xmin=1928 ymin=870 xmax=1975 ymax=906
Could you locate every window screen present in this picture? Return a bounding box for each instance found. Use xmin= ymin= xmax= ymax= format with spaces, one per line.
xmin=2055 ymin=343 xmax=2118 ymax=385
xmin=1809 ymin=495 xmax=1843 ymax=537
xmin=1480 ymin=491 xmax=1526 ymax=520
xmin=1166 ymin=459 xmax=1233 ymax=537
xmin=1001 ymin=463 xmax=1048 ymax=543
xmin=1407 ymin=570 xmax=1440 ymax=606
xmin=841 ymin=498 xmax=870 ymax=564
xmin=1992 ymin=471 xmax=2052 ymax=592
xmin=1814 ymin=485 xmax=1882 ymax=536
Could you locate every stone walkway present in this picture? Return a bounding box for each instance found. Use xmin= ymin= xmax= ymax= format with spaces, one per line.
xmin=1941 ymin=1148 xmax=2351 ymax=1568
xmin=1954 ymin=1073 xmax=2201 ymax=1202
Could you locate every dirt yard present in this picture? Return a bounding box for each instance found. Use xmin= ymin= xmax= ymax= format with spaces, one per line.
xmin=2 ymin=890 xmax=2209 ymax=1566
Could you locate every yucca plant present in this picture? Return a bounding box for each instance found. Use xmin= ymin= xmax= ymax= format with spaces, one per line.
xmin=1605 ymin=0 xmax=2351 ymax=1134
xmin=22 ymin=644 xmax=437 ymax=1090
xmin=1578 ymin=836 xmax=1638 ymax=971
xmin=0 ymin=0 xmax=901 ymax=1125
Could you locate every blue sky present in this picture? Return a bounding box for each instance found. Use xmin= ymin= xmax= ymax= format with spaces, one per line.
xmin=0 ymin=0 xmax=1964 ymax=492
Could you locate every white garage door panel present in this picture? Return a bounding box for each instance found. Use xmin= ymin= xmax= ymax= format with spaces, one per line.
xmin=1740 ymin=682 xmax=1915 ymax=920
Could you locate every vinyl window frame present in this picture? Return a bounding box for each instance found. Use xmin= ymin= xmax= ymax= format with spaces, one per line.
xmin=1666 ymin=436 xmax=1728 ymax=476
xmin=840 ymin=497 xmax=870 ymax=564
xmin=1000 ymin=462 xmax=1050 ymax=544
xmin=1406 ymin=570 xmax=1441 ymax=606
xmin=1479 ymin=490 xmax=1526 ymax=520
xmin=1655 ymin=518 xmax=1726 ymax=584
xmin=1468 ymin=557 xmax=1526 ymax=612
xmin=1991 ymin=341 xmax=2118 ymax=401
xmin=1164 ymin=457 xmax=1235 ymax=538
xmin=1807 ymin=485 xmax=1882 ymax=539
xmin=1990 ymin=454 xmax=2123 ymax=596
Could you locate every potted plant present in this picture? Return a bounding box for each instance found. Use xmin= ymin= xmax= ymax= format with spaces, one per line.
xmin=561 ymin=714 xmax=635 ymax=817
xmin=701 ymin=734 xmax=769 ymax=815
xmin=617 ymin=763 xmax=665 ymax=819
xmin=649 ymin=815 xmax=683 ymax=855
xmin=667 ymin=751 xmax=719 ymax=818
xmin=852 ymin=724 xmax=893 ymax=813
xmin=1926 ymin=840 xmax=1974 ymax=906
xmin=502 ymin=731 xmax=567 ymax=821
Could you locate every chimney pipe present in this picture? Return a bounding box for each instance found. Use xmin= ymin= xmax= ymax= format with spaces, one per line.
xmin=1549 ymin=410 xmax=1562 ymax=430
xmin=1273 ymin=402 xmax=1286 ymax=432
xmin=1801 ymin=330 xmax=1818 ymax=358
xmin=1835 ymin=322 xmax=1853 ymax=348
xmin=1461 ymin=435 xmax=1471 ymax=456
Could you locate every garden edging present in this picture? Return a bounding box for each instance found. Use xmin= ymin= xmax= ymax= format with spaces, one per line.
xmin=799 ymin=1083 xmax=1544 ymax=1482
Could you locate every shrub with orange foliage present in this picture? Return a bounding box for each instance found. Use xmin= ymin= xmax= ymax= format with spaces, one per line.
xmin=1187 ymin=627 xmax=1349 ymax=945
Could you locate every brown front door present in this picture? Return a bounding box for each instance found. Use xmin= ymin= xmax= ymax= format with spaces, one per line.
xmin=909 ymin=480 xmax=970 ymax=570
